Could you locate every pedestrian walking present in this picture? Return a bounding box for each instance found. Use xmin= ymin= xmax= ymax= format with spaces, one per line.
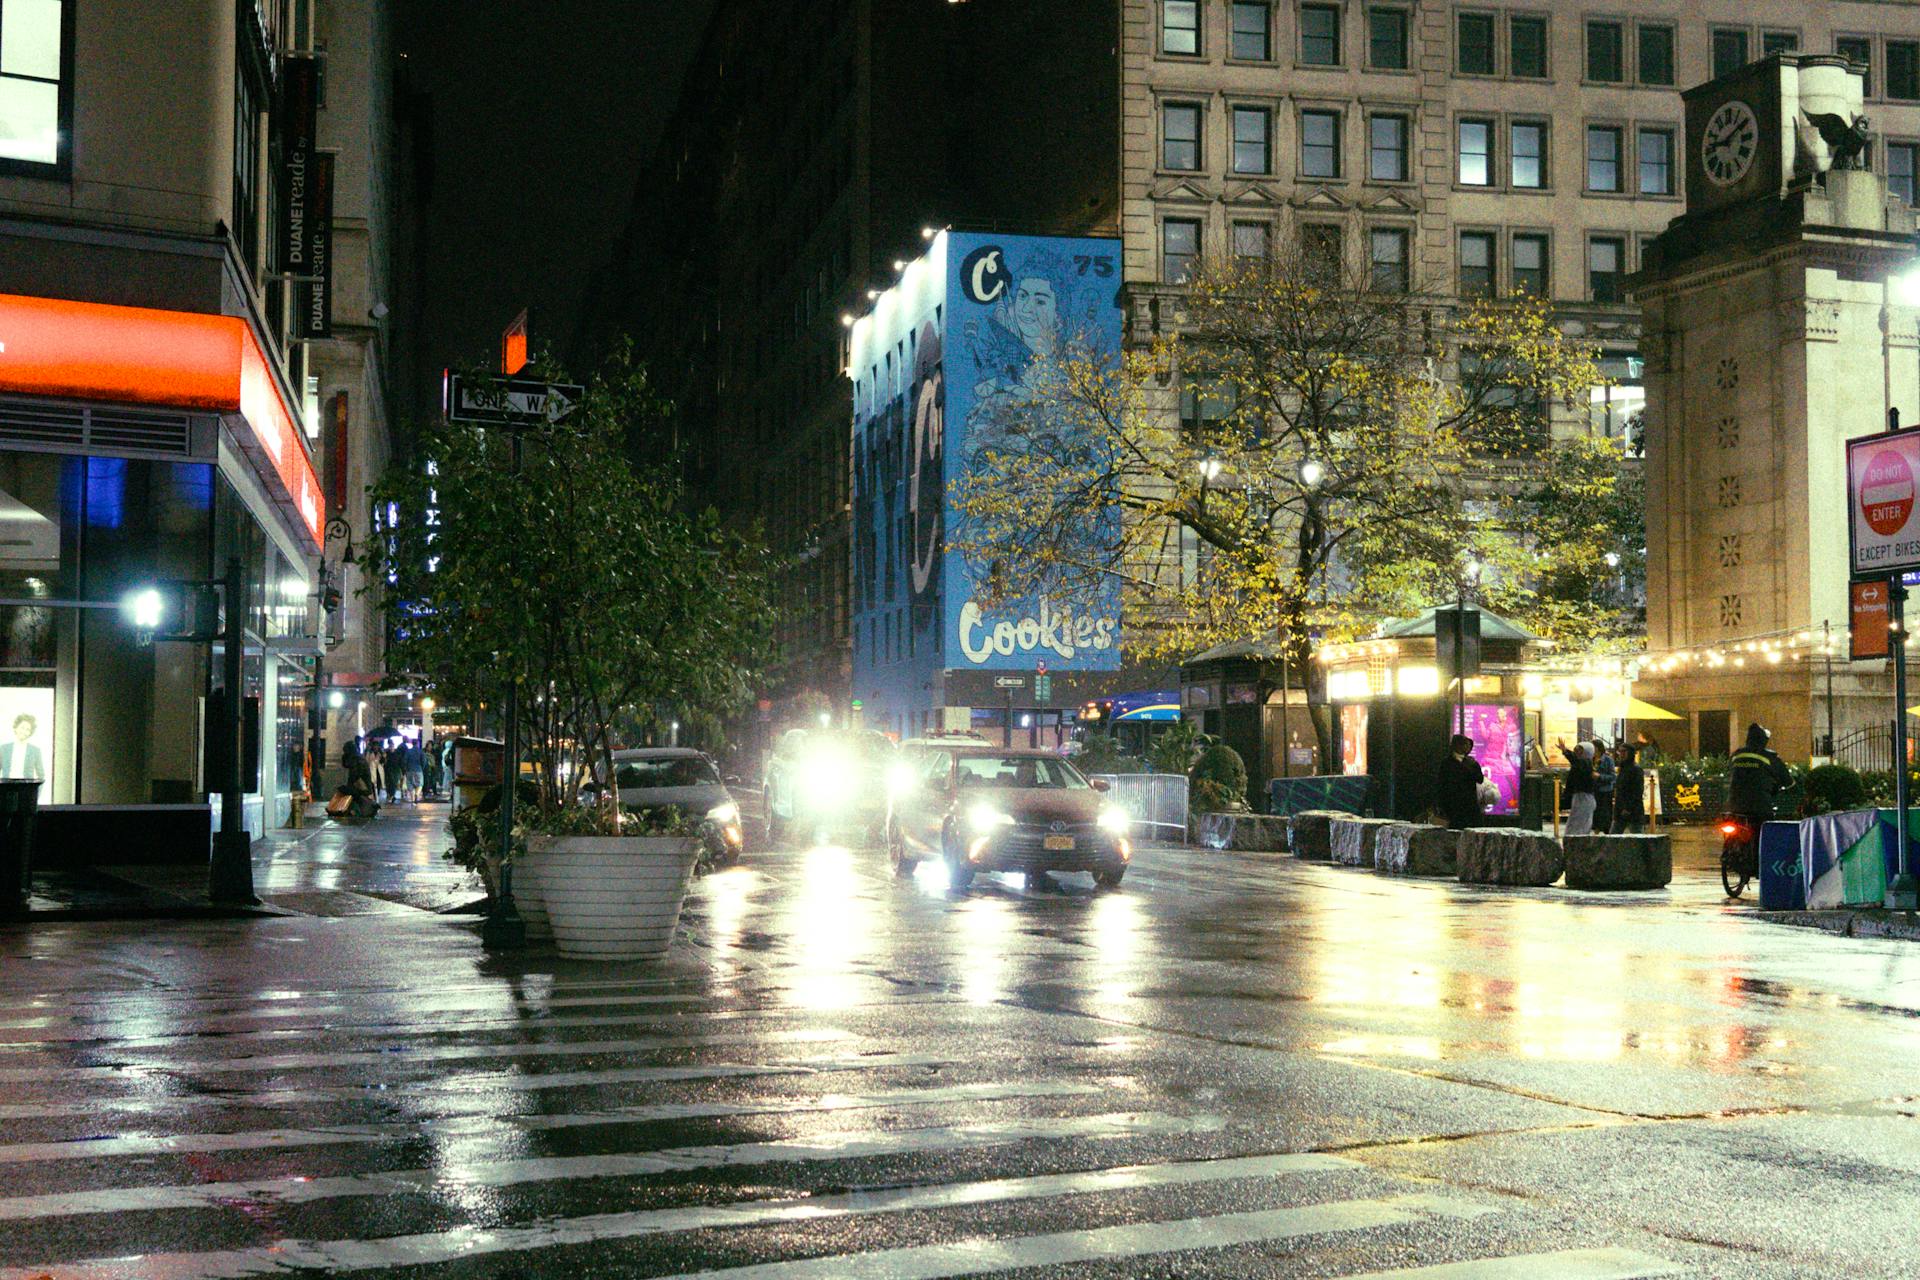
xmin=1439 ymin=733 xmax=1486 ymax=829
xmin=404 ymin=741 xmax=425 ymax=803
xmin=368 ymin=744 xmax=387 ymax=804
xmin=1592 ymin=736 xmax=1617 ymax=834
xmin=1558 ymin=739 xmax=1596 ymax=835
xmin=1611 ymin=742 xmax=1645 ymax=833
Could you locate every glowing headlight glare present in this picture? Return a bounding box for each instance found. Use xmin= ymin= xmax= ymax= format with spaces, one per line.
xmin=967 ymin=803 xmax=1014 ymax=835
xmin=706 ymin=801 xmax=740 ymax=826
xmin=887 ymin=763 xmax=918 ymax=797
xmin=800 ymin=752 xmax=854 ymax=805
xmin=1097 ymin=806 xmax=1130 ymax=835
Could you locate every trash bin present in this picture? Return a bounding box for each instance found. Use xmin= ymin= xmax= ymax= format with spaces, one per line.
xmin=0 ymin=778 xmax=41 ymax=915
xmin=1518 ymin=772 xmax=1548 ymax=830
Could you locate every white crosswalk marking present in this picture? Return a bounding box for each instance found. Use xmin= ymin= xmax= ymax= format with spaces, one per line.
xmin=0 ymin=1079 xmax=1102 ymax=1170
xmin=0 ymin=1158 xmax=1427 ymax=1280
xmin=0 ymin=1111 xmax=1224 ymax=1223
xmin=0 ymin=1026 xmax=854 ymax=1083
xmin=1336 ymin=1248 xmax=1688 ymax=1278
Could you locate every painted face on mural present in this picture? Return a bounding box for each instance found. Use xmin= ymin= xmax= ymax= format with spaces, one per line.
xmin=1009 ymin=277 xmax=1058 ymax=357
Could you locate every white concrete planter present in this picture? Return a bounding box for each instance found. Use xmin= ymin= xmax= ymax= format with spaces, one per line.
xmin=524 ymin=834 xmax=700 ymax=959
xmin=507 ymin=854 xmax=551 ymax=940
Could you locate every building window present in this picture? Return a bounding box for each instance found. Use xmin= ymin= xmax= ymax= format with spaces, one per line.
xmin=1300 ymin=3 xmax=1341 ymax=65
xmin=1369 ymin=112 xmax=1408 ymax=181
xmin=1510 ymin=15 xmax=1547 ymax=78
xmin=1300 ymin=108 xmax=1341 ymax=177
xmin=1457 ymin=12 xmax=1495 ymax=75
xmin=1889 ymin=142 xmax=1918 ymax=205
xmin=1588 ymin=235 xmax=1625 ymax=303
xmin=1586 ymin=20 xmax=1623 ymax=83
xmin=1302 ymin=222 xmax=1343 ymax=280
xmin=1163 ymin=102 xmax=1202 ymax=170
xmin=1762 ymin=31 xmax=1797 ymax=55
xmin=1638 ymin=128 xmax=1674 ymax=195
xmin=1712 ymin=28 xmax=1748 ymax=79
xmin=1891 ymin=42 xmax=1920 ymax=100
xmin=1232 ymin=106 xmax=1272 ymax=174
xmin=1511 ymin=121 xmax=1545 ymax=187
xmin=1368 ymin=6 xmax=1407 ymax=69
xmin=1230 ymin=1 xmax=1271 ymax=60
xmin=1638 ymin=24 xmax=1674 ymax=85
xmin=1164 ymin=218 xmax=1201 ymax=282
xmin=1162 ymin=0 xmax=1200 ymax=55
xmin=1232 ymin=220 xmax=1272 ymax=260
xmin=0 ymin=0 xmax=65 ymax=169
xmin=233 ymin=67 xmax=263 ymax=273
xmin=1512 ymin=232 xmax=1548 ymax=296
xmin=1458 ymin=118 xmax=1493 ymax=186
xmin=1837 ymin=36 xmax=1873 ymax=96
xmin=1369 ymin=227 xmax=1409 ymax=292
xmin=1459 ymin=231 xmax=1496 ymax=297
xmin=1586 ymin=125 xmax=1622 ymax=192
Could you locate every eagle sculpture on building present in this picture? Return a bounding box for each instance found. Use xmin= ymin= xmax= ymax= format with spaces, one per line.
xmin=1803 ymin=111 xmax=1872 ymax=171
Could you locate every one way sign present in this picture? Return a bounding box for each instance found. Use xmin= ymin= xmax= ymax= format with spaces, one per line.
xmin=444 ymin=373 xmax=584 ymax=425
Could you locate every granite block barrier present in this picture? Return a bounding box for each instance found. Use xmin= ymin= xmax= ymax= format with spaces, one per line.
xmin=1330 ymin=817 xmax=1403 ymax=869
xmin=1289 ymin=810 xmax=1351 ymax=861
xmin=1375 ymin=824 xmax=1461 ymax=877
xmin=1457 ymin=828 xmax=1565 ymax=887
xmin=1563 ymin=833 xmax=1672 ymax=890
xmin=1191 ymin=811 xmax=1291 ymax=852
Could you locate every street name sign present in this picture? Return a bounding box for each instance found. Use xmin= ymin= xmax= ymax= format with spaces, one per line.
xmin=445 ymin=373 xmax=583 ymax=425
xmin=1848 ymin=431 xmax=1920 ymax=577
xmin=994 ymin=676 xmax=1026 ymax=689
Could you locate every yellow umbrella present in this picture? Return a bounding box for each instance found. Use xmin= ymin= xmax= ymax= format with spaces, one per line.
xmin=1573 ymin=696 xmax=1682 ymax=721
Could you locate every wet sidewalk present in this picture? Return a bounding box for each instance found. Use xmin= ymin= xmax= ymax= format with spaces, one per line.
xmin=23 ymin=802 xmax=480 ymax=920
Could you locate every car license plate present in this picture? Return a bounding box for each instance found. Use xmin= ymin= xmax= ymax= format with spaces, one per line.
xmin=1043 ymin=834 xmax=1075 ymax=851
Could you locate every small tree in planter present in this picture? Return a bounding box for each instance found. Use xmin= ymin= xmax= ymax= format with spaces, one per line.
xmin=367 ymin=350 xmax=774 ymax=956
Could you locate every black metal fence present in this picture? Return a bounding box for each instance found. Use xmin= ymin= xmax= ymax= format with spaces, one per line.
xmin=1834 ymin=725 xmax=1895 ymax=774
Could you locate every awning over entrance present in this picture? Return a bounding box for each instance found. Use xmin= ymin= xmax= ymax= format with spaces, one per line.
xmin=0 ymin=292 xmax=323 ymax=552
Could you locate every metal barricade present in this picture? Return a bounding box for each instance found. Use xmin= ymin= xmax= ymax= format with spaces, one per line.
xmin=1091 ymin=773 xmax=1189 ymax=842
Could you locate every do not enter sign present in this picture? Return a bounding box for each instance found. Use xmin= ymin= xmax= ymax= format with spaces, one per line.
xmin=1850 ymin=432 xmax=1920 ymax=576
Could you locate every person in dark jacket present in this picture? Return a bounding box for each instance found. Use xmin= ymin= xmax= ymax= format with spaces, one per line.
xmin=1557 ymin=739 xmax=1596 ymax=834
xmin=1439 ymin=733 xmax=1486 ymax=828
xmin=1729 ymin=723 xmax=1793 ymax=822
xmin=1592 ymin=736 xmax=1617 ymax=833
xmin=1611 ymin=743 xmax=1646 ymax=833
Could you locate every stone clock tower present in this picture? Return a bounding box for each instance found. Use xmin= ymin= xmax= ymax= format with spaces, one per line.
xmin=1636 ymin=54 xmax=1917 ymax=759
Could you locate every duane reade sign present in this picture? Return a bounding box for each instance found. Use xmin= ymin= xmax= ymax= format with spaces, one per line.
xmin=1850 ymin=432 xmax=1920 ymax=576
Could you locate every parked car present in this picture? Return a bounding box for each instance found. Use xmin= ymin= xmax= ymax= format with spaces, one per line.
xmin=601 ymin=747 xmax=743 ymax=867
xmin=762 ymin=728 xmax=894 ymax=844
xmin=887 ymin=746 xmax=1131 ymax=889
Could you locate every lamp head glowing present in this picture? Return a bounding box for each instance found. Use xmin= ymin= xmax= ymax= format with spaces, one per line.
xmin=123 ymin=587 xmax=165 ymax=632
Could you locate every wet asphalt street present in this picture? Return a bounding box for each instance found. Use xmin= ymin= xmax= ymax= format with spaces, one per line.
xmin=2 ymin=805 xmax=1920 ymax=1278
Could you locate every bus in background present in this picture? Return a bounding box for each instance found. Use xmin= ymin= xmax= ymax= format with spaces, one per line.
xmin=1075 ymin=690 xmax=1181 ymax=758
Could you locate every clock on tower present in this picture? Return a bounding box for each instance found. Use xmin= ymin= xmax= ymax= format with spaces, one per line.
xmin=1701 ymin=99 xmax=1760 ymax=188
xmin=1682 ymin=54 xmax=1866 ymax=218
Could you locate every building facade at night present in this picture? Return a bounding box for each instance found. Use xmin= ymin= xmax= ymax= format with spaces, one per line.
xmin=0 ymin=1 xmax=409 ymax=842
xmin=849 ymin=231 xmax=1126 ymax=743
xmin=1122 ymin=0 xmax=1920 ymax=448
xmin=594 ymin=0 xmax=1119 ymax=740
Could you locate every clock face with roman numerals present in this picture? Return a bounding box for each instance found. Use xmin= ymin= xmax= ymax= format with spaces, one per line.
xmin=1702 ymin=99 xmax=1760 ymax=188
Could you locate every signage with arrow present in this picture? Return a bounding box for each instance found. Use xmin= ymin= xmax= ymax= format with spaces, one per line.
xmin=444 ymin=373 xmax=584 ymax=426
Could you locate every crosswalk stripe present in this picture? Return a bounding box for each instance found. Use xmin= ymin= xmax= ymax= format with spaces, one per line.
xmin=1335 ymin=1247 xmax=1688 ymax=1279
xmin=0 ymin=1152 xmax=1369 ymax=1280
xmin=0 ymin=1001 xmax=932 ymax=1052
xmin=0 ymin=1079 xmax=1101 ymax=1169
xmin=0 ymin=1027 xmax=855 ymax=1084
xmin=0 ymin=1051 xmax=954 ymax=1121
xmin=642 ymin=1193 xmax=1501 ymax=1280
xmin=0 ymin=1110 xmax=1223 ymax=1225
xmin=0 ymin=974 xmax=716 ymax=1019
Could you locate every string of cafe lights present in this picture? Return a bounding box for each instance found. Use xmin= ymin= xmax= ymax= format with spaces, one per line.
xmin=1639 ymin=625 xmax=1846 ymax=675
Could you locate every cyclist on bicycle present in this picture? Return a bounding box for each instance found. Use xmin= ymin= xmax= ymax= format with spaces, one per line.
xmin=1729 ymin=723 xmax=1792 ymax=826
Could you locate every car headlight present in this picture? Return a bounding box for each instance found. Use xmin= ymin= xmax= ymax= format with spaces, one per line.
xmin=800 ymin=754 xmax=853 ymax=805
xmin=1097 ymin=806 xmax=1130 ymax=836
xmin=887 ymin=763 xmax=919 ymax=798
xmin=967 ymin=803 xmax=1015 ymax=836
xmin=706 ymin=801 xmax=740 ymax=826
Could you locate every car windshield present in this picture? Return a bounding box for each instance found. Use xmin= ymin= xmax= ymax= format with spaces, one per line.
xmin=615 ymin=757 xmax=719 ymax=789
xmin=955 ymin=755 xmax=1089 ymax=789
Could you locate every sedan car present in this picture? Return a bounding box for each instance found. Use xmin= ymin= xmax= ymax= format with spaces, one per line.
xmin=762 ymin=728 xmax=894 ymax=844
xmin=887 ymin=747 xmax=1130 ymax=889
xmin=606 ymin=747 xmax=743 ymax=866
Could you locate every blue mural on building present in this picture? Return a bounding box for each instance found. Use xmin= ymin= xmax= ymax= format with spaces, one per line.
xmin=941 ymin=230 xmax=1123 ymax=672
xmin=851 ymin=231 xmax=1123 ymax=736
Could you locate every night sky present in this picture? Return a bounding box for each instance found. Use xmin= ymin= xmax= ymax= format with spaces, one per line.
xmin=395 ymin=0 xmax=715 ymax=417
